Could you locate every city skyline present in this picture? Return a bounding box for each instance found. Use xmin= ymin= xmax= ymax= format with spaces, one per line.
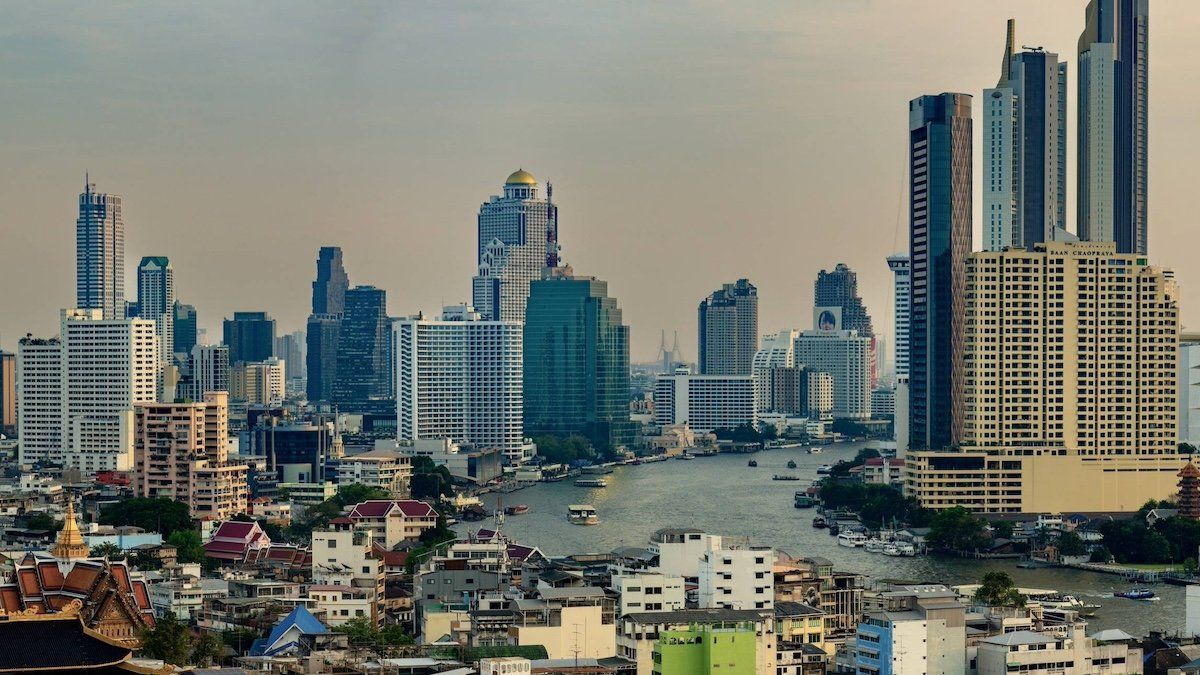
xmin=3 ymin=2 xmax=1199 ymax=364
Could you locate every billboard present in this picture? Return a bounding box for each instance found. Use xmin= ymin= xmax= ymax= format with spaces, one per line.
xmin=814 ymin=306 xmax=842 ymax=332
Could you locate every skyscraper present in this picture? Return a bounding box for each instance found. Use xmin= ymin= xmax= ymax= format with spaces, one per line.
xmin=395 ymin=305 xmax=525 ymax=463
xmin=173 ymin=301 xmax=198 ymax=357
xmin=524 ymin=269 xmax=635 ymax=453
xmin=307 ymin=247 xmax=349 ymax=404
xmin=223 ymin=312 xmax=276 ymax=365
xmin=275 ymin=330 xmax=305 ymax=382
xmin=472 ymin=169 xmax=558 ymax=323
xmin=0 ymin=350 xmax=14 ymax=436
xmin=312 ymin=246 xmax=349 ymax=315
xmin=908 ymin=93 xmax=972 ymax=451
xmin=333 ymin=286 xmax=390 ymax=410
xmin=886 ymin=254 xmax=911 ymax=379
xmin=136 ymin=256 xmax=175 ymax=366
xmin=1078 ymin=0 xmax=1149 ymax=254
xmin=814 ymin=264 xmax=876 ymax=384
xmin=76 ymin=180 xmax=125 ymax=319
xmin=179 ymin=343 xmax=230 ymax=402
xmin=983 ymin=20 xmax=1068 ymax=251
xmin=697 ymin=279 xmax=758 ymax=376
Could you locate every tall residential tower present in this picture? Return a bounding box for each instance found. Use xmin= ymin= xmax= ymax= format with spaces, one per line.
xmin=697 ymin=279 xmax=758 ymax=376
xmin=472 ymin=169 xmax=558 ymax=323
xmin=886 ymin=254 xmax=911 ymax=379
xmin=76 ymin=180 xmax=125 ymax=319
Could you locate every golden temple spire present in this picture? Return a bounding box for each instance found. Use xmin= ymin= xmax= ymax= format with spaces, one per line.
xmin=52 ymin=500 xmax=89 ymax=560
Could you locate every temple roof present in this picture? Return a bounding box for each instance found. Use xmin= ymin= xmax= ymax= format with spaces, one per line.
xmin=52 ymin=501 xmax=89 ymax=560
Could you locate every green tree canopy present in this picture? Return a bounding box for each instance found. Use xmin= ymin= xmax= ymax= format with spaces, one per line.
xmin=1097 ymin=519 xmax=1171 ymax=564
xmin=532 ymin=435 xmax=595 ymax=465
xmin=138 ymin=612 xmax=194 ymax=665
xmin=89 ymin=542 xmax=124 ymax=559
xmin=100 ymin=498 xmax=192 ymax=538
xmin=168 ymin=530 xmax=206 ymax=564
xmin=973 ymin=571 xmax=1026 ymax=608
xmin=991 ymin=521 xmax=1015 ymax=540
xmin=927 ymin=507 xmax=989 ymax=552
xmin=1055 ymin=531 xmax=1087 ymax=557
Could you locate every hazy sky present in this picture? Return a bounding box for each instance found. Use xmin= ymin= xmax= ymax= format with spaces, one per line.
xmin=3 ymin=1 xmax=1199 ymax=362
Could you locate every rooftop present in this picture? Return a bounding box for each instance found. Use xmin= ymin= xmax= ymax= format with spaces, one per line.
xmin=626 ymin=608 xmax=769 ymax=624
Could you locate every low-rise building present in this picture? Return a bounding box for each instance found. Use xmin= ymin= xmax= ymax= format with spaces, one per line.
xmin=854 ymin=584 xmax=966 ymax=675
xmin=611 ymin=570 xmax=686 ymax=617
xmin=697 ymin=541 xmax=774 ymax=611
xmin=311 ymin=519 xmax=384 ymax=625
xmin=976 ymin=626 xmax=1142 ymax=675
xmin=618 ymin=608 xmax=776 ymax=675
xmin=335 ymin=448 xmax=412 ymax=494
xmin=147 ymin=576 xmax=229 ymax=621
xmin=346 ymin=499 xmax=437 ymax=549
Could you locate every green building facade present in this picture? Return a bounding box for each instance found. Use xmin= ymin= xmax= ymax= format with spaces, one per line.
xmin=652 ymin=622 xmax=759 ymax=675
xmin=523 ymin=272 xmax=636 ymax=454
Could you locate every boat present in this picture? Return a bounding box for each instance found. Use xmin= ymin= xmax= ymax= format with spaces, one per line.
xmin=504 ymin=504 xmax=530 ymax=516
xmin=838 ymin=532 xmax=868 ymax=548
xmin=827 ymin=523 xmax=841 ymax=536
xmin=1033 ymin=594 xmax=1100 ymax=616
xmin=1114 ymin=588 xmax=1158 ymax=601
xmin=809 ymin=446 xmax=823 ymax=454
xmin=786 ymin=459 xmax=797 ymax=469
xmin=895 ymin=543 xmax=917 ymax=556
xmin=794 ymin=492 xmax=814 ymax=509
xmin=678 ymin=453 xmax=695 ymax=460
xmin=864 ymin=538 xmax=887 ymax=553
xmin=773 ymin=474 xmax=802 ymax=481
xmin=812 ymin=515 xmax=827 ymax=529
xmin=581 ymin=465 xmax=613 ymax=475
xmin=575 ymin=477 xmax=609 ymax=488
xmin=459 ymin=504 xmax=489 ymax=521
xmin=748 ymin=459 xmax=758 ymax=467
xmin=567 ymin=504 xmax=599 ymax=525
xmin=816 ymin=464 xmax=833 ymax=475
xmin=882 ymin=543 xmax=902 ymax=556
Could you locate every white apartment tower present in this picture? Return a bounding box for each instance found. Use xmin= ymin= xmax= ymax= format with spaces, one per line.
xmin=886 ymin=254 xmax=911 ymax=379
xmin=182 ymin=344 xmax=230 ymax=402
xmin=653 ymin=371 xmax=755 ymax=433
xmin=794 ymin=330 xmax=871 ymax=420
xmin=394 ymin=305 xmax=524 ymax=460
xmin=18 ymin=309 xmax=158 ymax=473
xmin=471 ymin=169 xmax=558 ymax=323
xmin=751 ymin=330 xmax=797 ymax=412
xmin=76 ymin=181 xmax=125 ymax=320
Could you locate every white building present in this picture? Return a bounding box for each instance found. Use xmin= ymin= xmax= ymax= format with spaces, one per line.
xmin=653 ymin=371 xmax=755 ymax=432
xmin=18 ymin=309 xmax=158 ymax=473
xmin=752 ymin=330 xmax=797 ymax=411
xmin=611 ymin=570 xmax=686 ymax=617
xmin=471 ymin=170 xmax=556 ymax=323
xmin=794 ymin=330 xmax=870 ymax=419
xmin=336 ymin=448 xmax=412 ymax=493
xmin=311 ymin=522 xmax=383 ymax=625
xmin=1179 ymin=336 xmax=1200 ymax=447
xmin=181 ymin=344 xmax=230 ymax=402
xmin=650 ymin=528 xmax=720 ymax=581
xmin=976 ymin=626 xmax=1142 ymax=675
xmin=697 ymin=543 xmax=774 ymax=611
xmin=886 ymin=254 xmax=910 ymax=379
xmin=394 ymin=305 xmax=525 ymax=463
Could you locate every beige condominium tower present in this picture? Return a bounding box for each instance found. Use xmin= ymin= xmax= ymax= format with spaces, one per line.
xmin=907 ymin=241 xmax=1185 ymax=514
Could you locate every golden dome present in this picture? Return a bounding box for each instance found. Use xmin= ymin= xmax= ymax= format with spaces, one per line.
xmin=505 ymin=169 xmax=538 ymax=185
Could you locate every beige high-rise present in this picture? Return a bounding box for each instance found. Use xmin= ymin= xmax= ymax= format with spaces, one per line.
xmin=907 ymin=242 xmax=1186 ymax=513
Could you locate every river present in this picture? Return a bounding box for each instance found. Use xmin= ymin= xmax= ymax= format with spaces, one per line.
xmin=453 ymin=441 xmax=1185 ymax=636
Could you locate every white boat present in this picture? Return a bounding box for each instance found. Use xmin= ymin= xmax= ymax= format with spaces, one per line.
xmin=567 ymin=504 xmax=599 ymax=525
xmin=816 ymin=464 xmax=833 ymax=475
xmin=896 ymin=543 xmax=917 ymax=556
xmin=808 ymin=446 xmax=823 ymax=454
xmin=1032 ymin=594 xmax=1101 ymax=617
xmin=837 ymin=532 xmax=868 ymax=548
xmin=882 ymin=543 xmax=902 ymax=556
xmin=864 ymin=538 xmax=887 ymax=553
xmin=678 ymin=453 xmax=695 ymax=460
xmin=574 ymin=477 xmax=609 ymax=488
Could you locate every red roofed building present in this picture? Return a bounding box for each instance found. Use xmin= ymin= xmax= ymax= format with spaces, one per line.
xmin=347 ymin=500 xmax=437 ymax=548
xmin=0 ymin=552 xmax=155 ymax=647
xmin=860 ymin=456 xmax=905 ymax=486
xmin=203 ymin=520 xmax=272 ymax=564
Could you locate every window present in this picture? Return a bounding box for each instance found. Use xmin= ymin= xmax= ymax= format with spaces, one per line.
xmin=328 ymin=540 xmax=336 ymax=548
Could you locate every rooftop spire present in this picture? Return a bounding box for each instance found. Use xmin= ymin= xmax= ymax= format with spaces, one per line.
xmin=997 ymin=19 xmax=1015 ymax=87
xmin=53 ymin=500 xmax=90 ymax=560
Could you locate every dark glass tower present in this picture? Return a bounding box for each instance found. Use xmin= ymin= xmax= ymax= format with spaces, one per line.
xmin=173 ymin=301 xmax=197 ymax=357
xmin=523 ymin=272 xmax=635 ymax=453
xmin=306 ymin=246 xmax=349 ymax=404
xmin=222 ymin=311 xmax=276 ymax=365
xmin=312 ymin=246 xmax=349 ymax=315
xmin=908 ymin=93 xmax=972 ymax=451
xmin=332 ymin=285 xmax=389 ymax=410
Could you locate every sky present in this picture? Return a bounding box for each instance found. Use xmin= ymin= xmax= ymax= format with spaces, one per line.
xmin=2 ymin=1 xmax=1199 ymax=362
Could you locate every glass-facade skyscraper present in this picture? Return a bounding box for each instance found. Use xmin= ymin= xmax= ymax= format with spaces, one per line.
xmin=173 ymin=301 xmax=197 ymax=357
xmin=136 ymin=256 xmax=175 ymax=365
xmin=908 ymin=93 xmax=972 ymax=451
xmin=307 ymin=246 xmax=349 ymax=403
xmin=523 ymin=271 xmax=635 ymax=453
xmin=222 ymin=311 xmax=276 ymax=365
xmin=1078 ymin=0 xmax=1148 ymax=254
xmin=76 ymin=180 xmax=125 ymax=319
xmin=332 ymin=285 xmax=390 ymax=410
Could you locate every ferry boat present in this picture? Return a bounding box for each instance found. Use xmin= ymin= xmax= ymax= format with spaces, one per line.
xmin=773 ymin=474 xmax=802 ymax=481
xmin=864 ymin=538 xmax=887 ymax=553
xmin=794 ymin=492 xmax=814 ymax=508
xmin=567 ymin=504 xmax=599 ymax=525
xmin=786 ymin=459 xmax=797 ymax=469
xmin=581 ymin=464 xmax=613 ymax=475
xmin=504 ymin=504 xmax=530 ymax=516
xmin=747 ymin=459 xmax=758 ymax=467
xmin=838 ymin=532 xmax=868 ymax=548
xmin=1114 ymin=588 xmax=1158 ymax=601
xmin=882 ymin=543 xmax=901 ymax=556
xmin=575 ymin=477 xmax=609 ymax=488
xmin=1033 ymin=594 xmax=1100 ymax=616
xmin=816 ymin=464 xmax=833 ymax=475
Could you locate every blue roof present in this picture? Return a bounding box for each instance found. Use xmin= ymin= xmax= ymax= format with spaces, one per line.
xmin=250 ymin=606 xmax=326 ymax=656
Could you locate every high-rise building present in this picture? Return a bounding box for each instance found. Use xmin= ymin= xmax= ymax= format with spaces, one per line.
xmin=76 ymin=180 xmax=125 ymax=319
xmin=794 ymin=330 xmax=871 ymax=420
xmin=179 ymin=344 xmax=230 ymax=402
xmin=173 ymin=301 xmax=197 ymax=357
xmin=275 ymin=330 xmax=305 ymax=382
xmin=223 ymin=312 xmax=276 ymax=365
xmin=697 ymin=279 xmax=758 ymax=376
xmin=472 ymin=169 xmax=558 ymax=323
xmin=136 ymin=256 xmax=175 ymax=368
xmin=1179 ymin=335 xmax=1200 ymax=448
xmin=984 ymin=19 xmax=1068 ymax=251
xmin=653 ymin=372 xmax=755 ymax=433
xmin=815 ymin=264 xmax=876 ymax=384
xmin=1078 ymin=0 xmax=1149 ymax=254
xmin=524 ymin=270 xmax=635 ymax=453
xmin=0 ymin=350 xmax=15 ymax=436
xmin=231 ymin=358 xmax=286 ymax=406
xmin=886 ymin=254 xmax=911 ymax=379
xmin=752 ymin=330 xmax=798 ymax=413
xmin=133 ymin=391 xmax=248 ymax=520
xmin=18 ymin=309 xmax=158 ymax=473
xmin=333 ymin=286 xmax=390 ymax=410
xmin=312 ymin=246 xmax=350 ymax=315
xmin=908 ymin=93 xmax=972 ymax=451
xmin=306 ymin=314 xmax=341 ymax=403
xmin=394 ymin=305 xmax=525 ymax=462
xmin=907 ymin=242 xmax=1184 ymax=514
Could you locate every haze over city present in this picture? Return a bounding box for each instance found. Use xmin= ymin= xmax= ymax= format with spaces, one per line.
xmin=4 ymin=1 xmax=1200 ymax=360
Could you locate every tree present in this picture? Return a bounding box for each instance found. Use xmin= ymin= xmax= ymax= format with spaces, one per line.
xmin=190 ymin=631 xmax=225 ymax=667
xmin=927 ymin=507 xmax=989 ymax=552
xmin=100 ymin=498 xmax=192 ymax=538
xmin=338 ymin=617 xmax=414 ymax=647
xmin=89 ymin=542 xmax=124 ymax=559
xmin=1055 ymin=531 xmax=1087 ymax=557
xmin=533 ymin=435 xmax=594 ymax=464
xmin=973 ymin=571 xmax=1026 ymax=608
xmin=139 ymin=612 xmax=194 ymax=665
xmin=169 ymin=530 xmax=206 ymax=564
xmin=1089 ymin=545 xmax=1112 ymax=563
xmin=336 ymin=483 xmax=391 ymax=507
xmin=129 ymin=549 xmax=164 ymax=572
xmin=25 ymin=511 xmax=61 ymax=532
xmin=991 ymin=521 xmax=1015 ymax=540
xmin=1097 ymin=519 xmax=1172 ymax=564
